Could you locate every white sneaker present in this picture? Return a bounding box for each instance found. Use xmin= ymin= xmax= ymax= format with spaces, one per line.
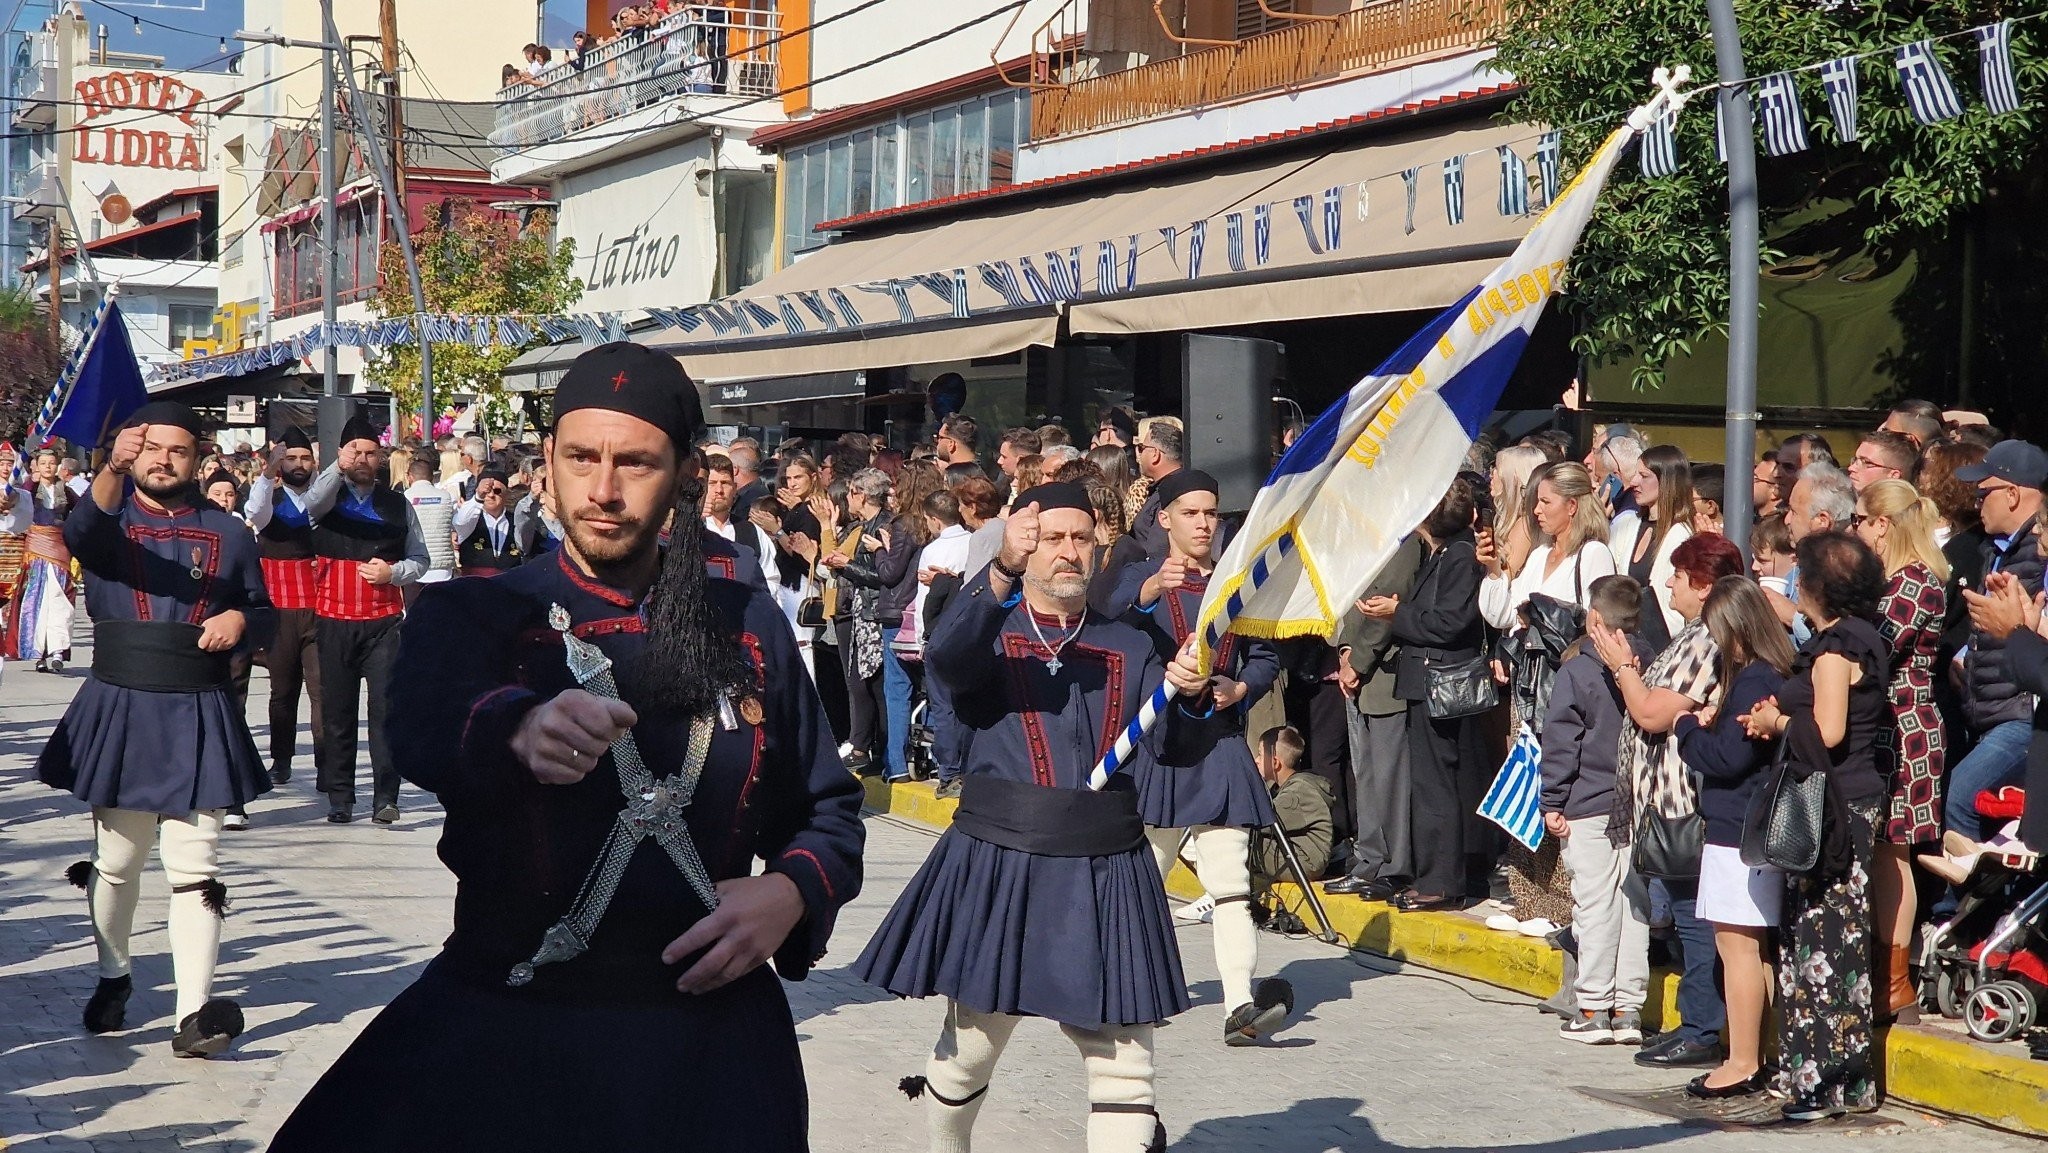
xmin=837 ymin=741 xmax=856 ymax=759
xmin=222 ymin=812 xmax=250 ymax=831
xmin=1517 ymin=918 xmax=1562 ymax=938
xmin=1484 ymin=912 xmax=1523 ymax=933
xmin=1174 ymin=895 xmax=1217 ymax=924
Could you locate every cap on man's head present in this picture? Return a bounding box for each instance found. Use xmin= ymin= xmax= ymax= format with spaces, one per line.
xmin=279 ymin=425 xmax=313 ymax=451
xmin=1014 ymin=481 xmax=1095 ymax=520
xmin=125 ymin=400 xmax=205 ymax=440
xmin=553 ymin=341 xmax=702 ymax=450
xmin=1153 ymin=468 xmax=1218 ymax=510
xmin=1954 ymin=440 xmax=2048 ymax=490
xmin=1102 ymin=407 xmax=1138 ymax=442
xmin=339 ymin=412 xmax=380 ymax=448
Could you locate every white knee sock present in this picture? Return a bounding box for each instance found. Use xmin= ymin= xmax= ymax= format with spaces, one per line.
xmin=925 ymin=1000 xmax=1020 ymax=1153
xmin=89 ymin=808 xmax=157 ymax=980
xmin=159 ymin=811 xmax=226 ymax=1019
xmin=1063 ymin=1022 xmax=1159 ymax=1153
xmin=1191 ymin=826 xmax=1258 ymax=1010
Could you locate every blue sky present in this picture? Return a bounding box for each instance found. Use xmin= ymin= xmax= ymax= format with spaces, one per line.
xmin=58 ymin=1 xmax=246 ymax=73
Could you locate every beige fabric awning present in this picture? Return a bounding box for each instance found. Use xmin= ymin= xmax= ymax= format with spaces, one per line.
xmin=651 ymin=116 xmax=1544 ymax=381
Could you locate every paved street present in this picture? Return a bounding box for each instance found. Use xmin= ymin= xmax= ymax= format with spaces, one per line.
xmin=1 ymin=643 xmax=2038 ymax=1152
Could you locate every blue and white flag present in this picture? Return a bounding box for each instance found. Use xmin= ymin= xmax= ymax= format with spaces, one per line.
xmin=1979 ymin=20 xmax=2021 ymax=115
xmin=1188 ymin=219 xmax=1208 ymax=279
xmin=1534 ymin=131 xmax=1561 ymax=205
xmin=1639 ymin=105 xmax=1678 ymax=177
xmin=1479 ymin=726 xmax=1546 ymax=850
xmin=1897 ymin=40 xmax=1965 ymax=124
xmin=1252 ymin=203 xmax=1272 ymax=265
xmin=1442 ymin=155 xmax=1465 ymax=225
xmin=1820 ymin=56 xmax=1860 ymax=143
xmin=1225 ymin=212 xmax=1247 ymax=272
xmin=1401 ymin=168 xmax=1419 ymax=234
xmin=1189 ymin=119 xmax=1638 ymax=668
xmin=1498 ymin=147 xmax=1530 ymax=216
xmin=1756 ymin=71 xmax=1810 ymax=156
xmin=978 ymin=262 xmax=1026 ymax=309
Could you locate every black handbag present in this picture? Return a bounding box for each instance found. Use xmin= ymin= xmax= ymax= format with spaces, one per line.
xmin=1633 ymin=788 xmax=1705 ymax=881
xmin=1425 ymin=653 xmax=1499 ymax=720
xmin=1740 ymin=744 xmax=1827 ymax=873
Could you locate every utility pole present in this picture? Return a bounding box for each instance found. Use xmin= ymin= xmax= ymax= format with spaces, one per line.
xmin=1707 ymin=0 xmax=1759 ymax=551
xmin=46 ymin=214 xmax=61 ymax=356
xmin=319 ymin=32 xmax=339 ymax=397
xmin=322 ymin=0 xmax=434 ymax=435
xmin=379 ymin=0 xmax=405 ymax=204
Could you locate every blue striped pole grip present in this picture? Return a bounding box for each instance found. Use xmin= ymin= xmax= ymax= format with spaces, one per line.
xmin=10 ymin=292 xmax=116 ymax=490
xmin=1086 ymin=533 xmax=1298 ymax=791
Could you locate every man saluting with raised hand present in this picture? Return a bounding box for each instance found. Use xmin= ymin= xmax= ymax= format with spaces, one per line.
xmin=39 ymin=401 xmax=273 ymax=1058
xmin=859 ymin=481 xmax=1220 ymax=1153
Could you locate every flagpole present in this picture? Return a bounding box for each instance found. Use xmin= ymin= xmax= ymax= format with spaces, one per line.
xmin=1708 ymin=0 xmax=1760 ymax=552
xmin=9 ymin=285 xmax=119 ymax=490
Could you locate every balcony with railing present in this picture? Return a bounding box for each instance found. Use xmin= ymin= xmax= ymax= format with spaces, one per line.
xmin=1010 ymin=0 xmax=1504 ymax=142
xmin=490 ymin=4 xmax=779 ymax=152
xmin=12 ymin=29 xmax=61 ymax=129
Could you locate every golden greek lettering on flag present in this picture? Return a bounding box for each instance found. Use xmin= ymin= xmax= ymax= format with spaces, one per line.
xmin=1086 ymin=78 xmax=1681 ymax=791
xmin=1190 ymin=116 xmax=1647 ymax=670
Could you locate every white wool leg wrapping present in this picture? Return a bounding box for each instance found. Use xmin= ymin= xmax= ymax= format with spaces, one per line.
xmin=89 ymin=808 xmax=157 ymax=980
xmin=1062 ymin=1022 xmax=1158 ymax=1153
xmin=1190 ymin=826 xmax=1258 ymax=1010
xmin=159 ymin=810 xmax=224 ymax=1020
xmin=925 ymin=999 xmax=1020 ymax=1153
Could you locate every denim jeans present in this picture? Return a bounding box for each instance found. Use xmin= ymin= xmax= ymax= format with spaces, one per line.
xmin=882 ymin=646 xmax=913 ymax=781
xmin=1658 ymin=879 xmax=1725 ymax=1046
xmin=1946 ymin=719 xmax=2033 ymax=843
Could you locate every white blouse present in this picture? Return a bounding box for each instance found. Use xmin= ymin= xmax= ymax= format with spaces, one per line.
xmin=1479 ymin=540 xmax=1619 ymax=630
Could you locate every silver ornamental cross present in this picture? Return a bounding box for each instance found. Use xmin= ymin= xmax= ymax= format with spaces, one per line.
xmin=506 ymin=604 xmax=721 ymax=988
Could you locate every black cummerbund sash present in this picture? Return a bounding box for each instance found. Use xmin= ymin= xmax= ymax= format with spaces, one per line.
xmin=952 ymin=775 xmax=1145 ymax=857
xmin=93 ymin=620 xmax=232 ymax=691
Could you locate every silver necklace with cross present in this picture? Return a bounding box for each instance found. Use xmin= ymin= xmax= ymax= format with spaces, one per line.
xmin=507 ymin=603 xmax=723 ymax=988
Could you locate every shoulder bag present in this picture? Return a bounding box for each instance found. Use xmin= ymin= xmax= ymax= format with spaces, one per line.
xmin=1632 ymin=774 xmax=1704 ymax=880
xmin=1425 ymin=653 xmax=1498 ymax=720
xmin=1739 ymin=741 xmax=1826 ymax=873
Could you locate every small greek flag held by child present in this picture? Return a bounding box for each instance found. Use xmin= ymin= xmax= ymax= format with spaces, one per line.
xmin=1480 ymin=724 xmax=1546 ymax=850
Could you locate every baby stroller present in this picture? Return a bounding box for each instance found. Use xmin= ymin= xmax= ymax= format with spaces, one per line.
xmin=1917 ymin=788 xmax=2048 ymax=1043
xmin=904 ymin=697 xmax=937 ymax=782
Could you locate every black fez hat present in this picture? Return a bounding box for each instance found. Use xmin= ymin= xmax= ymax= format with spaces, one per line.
xmin=125 ymin=400 xmax=204 ymax=440
xmin=339 ymin=412 xmax=380 ymax=447
xmin=553 ymin=341 xmax=702 ymax=448
xmin=479 ymin=468 xmax=511 ymax=488
xmin=1152 ymin=468 xmax=1218 ymax=510
xmin=1015 ymin=481 xmax=1095 ymax=519
xmin=1103 ymin=406 xmax=1138 ymax=442
xmin=278 ymin=425 xmax=312 ymax=451
xmin=202 ymin=469 xmax=240 ymax=492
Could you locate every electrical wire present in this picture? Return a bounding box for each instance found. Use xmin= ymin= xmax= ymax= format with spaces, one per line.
xmin=89 ymin=0 xmax=237 ymax=47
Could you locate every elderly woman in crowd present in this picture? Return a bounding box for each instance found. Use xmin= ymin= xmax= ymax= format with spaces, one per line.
xmin=1853 ymin=478 xmax=1949 ymax=1023
xmin=1479 ymin=460 xmax=1617 ymax=936
xmin=1370 ymin=477 xmax=1489 ymax=911
xmin=1590 ymin=532 xmax=1746 ymax=1069
xmin=1742 ymin=531 xmax=1890 ymax=1122
xmin=1674 ymin=577 xmax=1796 ymax=1098
xmin=1612 ymin=445 xmax=1698 ymax=651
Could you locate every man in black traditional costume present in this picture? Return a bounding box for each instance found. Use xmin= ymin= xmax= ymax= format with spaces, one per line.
xmin=857 ymin=481 xmax=1216 ymax=1153
xmin=268 ymin=343 xmax=863 ymax=1153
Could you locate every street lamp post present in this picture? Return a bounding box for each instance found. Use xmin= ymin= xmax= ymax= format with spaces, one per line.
xmin=1706 ymin=0 xmax=1760 ymax=550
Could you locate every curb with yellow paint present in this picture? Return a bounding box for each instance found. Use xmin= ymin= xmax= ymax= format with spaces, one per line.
xmin=864 ymin=776 xmax=2048 ymax=1137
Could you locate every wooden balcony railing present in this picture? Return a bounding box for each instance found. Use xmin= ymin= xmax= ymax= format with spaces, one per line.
xmin=1030 ymin=0 xmax=1504 ymax=140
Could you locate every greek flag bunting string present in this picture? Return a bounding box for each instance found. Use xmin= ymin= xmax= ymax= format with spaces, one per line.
xmin=1979 ymin=20 xmax=2021 ymax=114
xmin=1187 ymin=219 xmax=1208 ymax=279
xmin=1820 ymin=56 xmax=1860 ymax=143
xmin=1638 ymin=104 xmax=1678 ymax=177
xmin=1497 ymin=146 xmax=1529 ymax=217
xmin=1442 ymin=155 xmax=1465 ymax=226
xmin=1252 ymin=203 xmax=1272 ymax=265
xmin=1534 ymin=132 xmax=1561 ymax=205
xmin=1225 ymin=211 xmax=1247 ymax=272
xmin=1897 ymin=39 xmax=1966 ymax=124
xmin=1400 ymin=167 xmax=1418 ymax=235
xmin=1755 ymin=71 xmax=1810 ymax=156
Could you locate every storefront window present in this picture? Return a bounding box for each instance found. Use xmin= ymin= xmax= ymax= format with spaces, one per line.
xmin=958 ymin=97 xmax=989 ymax=194
xmin=989 ymin=89 xmax=1019 ymax=186
xmin=875 ymin=121 xmax=899 ymax=208
xmin=849 ymin=130 xmax=875 ymax=216
xmin=826 ymin=135 xmax=852 ymax=223
xmin=905 ymin=112 xmax=932 ymax=205
xmin=931 ymin=105 xmax=959 ymax=201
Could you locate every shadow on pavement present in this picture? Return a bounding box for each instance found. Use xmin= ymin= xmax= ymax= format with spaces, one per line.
xmin=1171 ymin=1098 xmax=1699 ymax=1152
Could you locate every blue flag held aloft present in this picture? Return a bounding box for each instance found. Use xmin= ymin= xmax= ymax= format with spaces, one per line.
xmin=49 ymin=300 xmax=148 ymax=449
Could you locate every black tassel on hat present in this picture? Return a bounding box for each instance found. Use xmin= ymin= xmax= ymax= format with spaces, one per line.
xmin=66 ymin=860 xmax=93 ymax=889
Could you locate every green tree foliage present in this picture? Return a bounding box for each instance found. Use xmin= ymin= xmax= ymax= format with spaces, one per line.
xmin=0 ymin=285 xmax=67 ymax=444
xmin=366 ymin=201 xmax=581 ymax=422
xmin=1490 ymin=0 xmax=2048 ymax=390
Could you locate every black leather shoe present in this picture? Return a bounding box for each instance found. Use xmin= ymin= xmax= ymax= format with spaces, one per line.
xmin=1686 ymin=1068 xmax=1771 ymax=1099
xmin=1321 ymin=874 xmax=1374 ymax=896
xmin=269 ymin=765 xmax=291 ymax=786
xmin=326 ymin=805 xmax=354 ymax=824
xmin=1391 ymin=892 xmax=1462 ymax=913
xmin=373 ymin=804 xmax=400 ymax=825
xmin=1637 ymin=1037 xmax=1724 ymax=1068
